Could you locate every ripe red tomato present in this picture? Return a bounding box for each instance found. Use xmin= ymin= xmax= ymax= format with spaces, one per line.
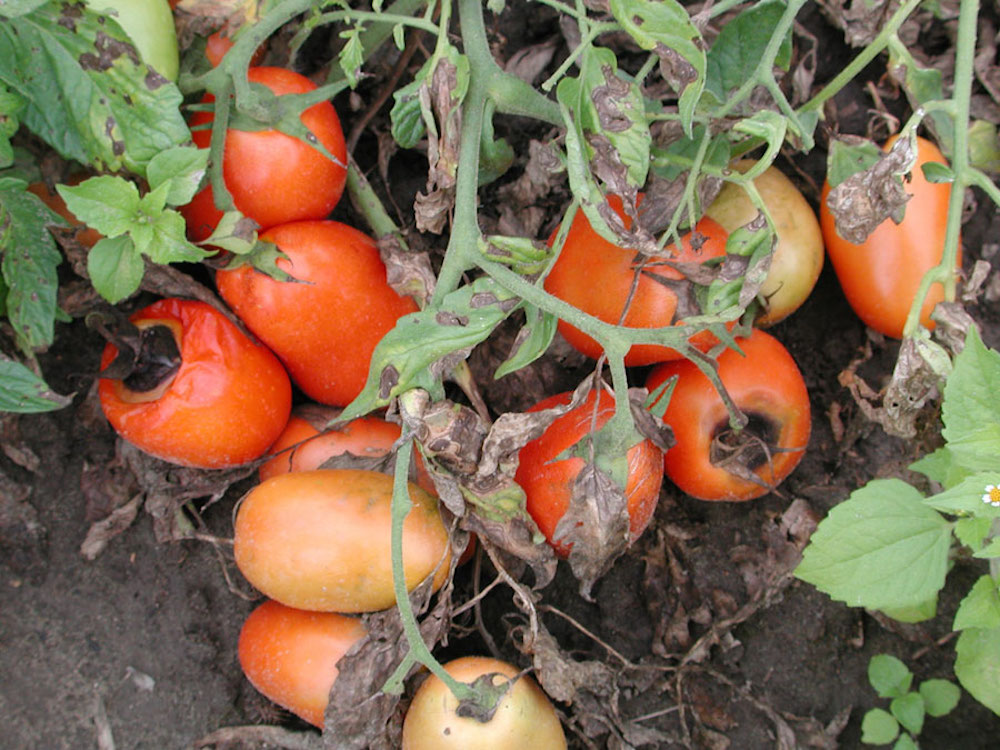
xmin=238 ymin=599 xmax=367 ymax=728
xmin=401 ymin=656 xmax=567 ymax=750
xmin=514 ymin=389 xmax=663 ymax=556
xmin=233 ymin=469 xmax=451 ymax=612
xmin=215 ymin=220 xmax=419 ymax=406
xmin=820 ymin=135 xmax=959 ymax=338
xmin=646 ymin=328 xmax=810 ymax=502
xmin=180 ymin=67 xmax=347 ymax=242
xmin=544 ymin=197 xmax=729 ymax=366
xmin=98 ymin=298 xmax=291 ymax=469
xmin=203 ymin=31 xmax=266 ymax=68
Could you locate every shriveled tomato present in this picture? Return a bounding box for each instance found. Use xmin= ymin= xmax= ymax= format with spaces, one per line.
xmin=233 ymin=469 xmax=451 ymax=612
xmin=820 ymin=135 xmax=958 ymax=338
xmin=216 ymin=220 xmax=419 ymax=406
xmin=704 ymin=162 xmax=824 ymax=326
xmin=401 ymin=656 xmax=567 ymax=750
xmin=646 ymin=328 xmax=810 ymax=502
xmin=514 ymin=389 xmax=663 ymax=557
xmin=544 ymin=197 xmax=729 ymax=366
xmin=180 ymin=67 xmax=347 ymax=242
xmin=27 ymin=179 xmax=102 ymax=248
xmin=98 ymin=298 xmax=291 ymax=469
xmin=238 ymin=600 xmax=367 ymax=728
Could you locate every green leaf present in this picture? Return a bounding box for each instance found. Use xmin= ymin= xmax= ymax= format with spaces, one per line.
xmin=879 ymin=595 xmax=938 ymax=624
xmin=923 ymin=471 xmax=1000 ymax=518
xmin=892 ymin=735 xmax=918 ymax=750
xmin=953 ymin=575 xmax=1000 ymax=631
xmin=338 ymin=25 xmax=365 ymax=88
xmin=942 ymin=326 xmax=1000 ymax=468
xmin=139 ymin=210 xmax=210 ymax=265
xmin=609 ymin=0 xmax=704 ymax=135
xmin=0 ymin=2 xmax=189 ymax=176
xmin=968 ymin=120 xmax=1000 ymax=173
xmin=390 ymin=67 xmax=427 ymax=149
xmin=0 ymin=356 xmax=70 ymax=412
xmin=478 ymin=111 xmax=514 ymax=186
xmin=954 ymin=626 xmax=1000 ymax=716
xmin=137 ymin=179 xmax=170 ymax=217
xmin=974 ymin=538 xmax=1000 ymax=559
xmin=860 ymin=708 xmax=899 ymax=745
xmin=921 ymin=161 xmax=954 ymax=183
xmin=955 ymin=516 xmax=993 ymax=551
xmin=57 ymin=176 xmax=140 ymax=237
xmin=145 ymin=146 xmax=210 ymax=206
xmin=918 ymin=679 xmax=960 ymax=717
xmin=826 ymin=138 xmax=882 ymax=188
xmin=494 ymin=303 xmax=558 ymax=380
xmin=868 ymin=654 xmax=913 ymax=698
xmin=889 ymin=692 xmax=924 ymax=735
xmin=794 ymin=479 xmax=953 ymax=611
xmin=887 ymin=36 xmax=953 ymax=155
xmin=0 ymin=0 xmax=50 ymax=18
xmin=0 ymin=178 xmax=63 ymax=351
xmin=909 ymin=446 xmax=971 ymax=488
xmin=87 ymin=235 xmax=144 ymax=303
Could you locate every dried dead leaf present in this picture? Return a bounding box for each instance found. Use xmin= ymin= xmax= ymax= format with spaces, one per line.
xmin=80 ymin=494 xmax=143 ymax=561
xmin=817 ymin=0 xmax=896 ymax=48
xmin=377 ymin=234 xmax=436 ymax=309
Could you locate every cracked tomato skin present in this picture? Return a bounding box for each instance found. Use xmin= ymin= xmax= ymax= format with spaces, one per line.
xmin=238 ymin=600 xmax=367 ymax=728
xmin=543 ymin=197 xmax=729 ymax=366
xmin=646 ymin=329 xmax=810 ymax=502
xmin=180 ymin=67 xmax=347 ymax=241
xmin=233 ymin=469 xmax=451 ymax=612
xmin=216 ymin=220 xmax=419 ymax=406
xmin=401 ymin=656 xmax=567 ymax=750
xmin=514 ymin=389 xmax=663 ymax=557
xmin=98 ymin=298 xmax=291 ymax=469
xmin=820 ymin=135 xmax=958 ymax=338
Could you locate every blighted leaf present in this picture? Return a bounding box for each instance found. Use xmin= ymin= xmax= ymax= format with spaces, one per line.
xmin=79 ymin=492 xmax=142 ymax=560
xmin=819 ymin=0 xmax=895 ymax=47
xmin=0 ymin=357 xmax=71 ymax=412
xmin=888 ymin=36 xmax=954 ymax=153
xmin=494 ymin=304 xmax=558 ymax=379
xmin=377 ymin=234 xmax=436 ymax=309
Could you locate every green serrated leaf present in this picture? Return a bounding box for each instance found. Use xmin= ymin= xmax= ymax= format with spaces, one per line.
xmin=953 ymin=575 xmax=1000 ymax=631
xmin=888 ymin=36 xmax=953 ymax=155
xmin=141 ymin=210 xmax=210 ymax=265
xmin=918 ymin=679 xmax=960 ymax=717
xmin=921 ymin=161 xmax=954 ymax=183
xmin=890 ymin=691 xmax=924 ymax=735
xmin=138 ymin=179 xmax=170 ymax=216
xmin=942 ymin=326 xmax=1000 ymax=470
xmin=893 ymin=734 xmax=918 ymax=750
xmin=869 ymin=654 xmax=913 ymax=698
xmin=494 ymin=303 xmax=557 ymax=379
xmin=923 ymin=471 xmax=1000 ymax=518
xmin=338 ymin=26 xmax=365 ymax=88
xmin=87 ymin=235 xmax=144 ymax=304
xmin=200 ymin=210 xmax=259 ymax=255
xmin=974 ymin=538 xmax=1000 ymax=559
xmin=827 ymin=139 xmax=882 ymax=188
xmin=794 ymin=478 xmax=953 ymax=610
xmin=0 ymin=356 xmax=70 ymax=412
xmin=968 ymin=120 xmax=1000 ymax=173
xmin=145 ymin=146 xmax=209 ymax=206
xmin=390 ymin=70 xmax=427 ymax=149
xmin=860 ymin=707 xmax=899 ymax=745
xmin=955 ymin=516 xmax=993 ymax=551
xmin=57 ymin=176 xmax=140 ymax=237
xmin=879 ymin=595 xmax=938 ymax=624
xmin=909 ymin=446 xmax=971 ymax=488
xmin=954 ymin=626 xmax=1000 ymax=715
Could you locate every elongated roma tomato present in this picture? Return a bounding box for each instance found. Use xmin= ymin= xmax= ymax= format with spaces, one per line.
xmin=544 ymin=196 xmax=729 ymax=366
xmin=238 ymin=600 xmax=367 ymax=728
xmin=98 ymin=298 xmax=291 ymax=469
xmin=704 ymin=162 xmax=824 ymax=326
xmin=234 ymin=469 xmax=451 ymax=612
xmin=181 ymin=67 xmax=347 ymax=241
xmin=646 ymin=329 xmax=810 ymax=502
xmin=820 ymin=135 xmax=959 ymax=338
xmin=216 ymin=220 xmax=419 ymax=406
xmin=402 ymin=656 xmax=567 ymax=750
xmin=515 ymin=389 xmax=663 ymax=556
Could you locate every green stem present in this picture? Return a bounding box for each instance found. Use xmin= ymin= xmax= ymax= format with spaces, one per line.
xmin=346 ymin=159 xmax=406 ymax=243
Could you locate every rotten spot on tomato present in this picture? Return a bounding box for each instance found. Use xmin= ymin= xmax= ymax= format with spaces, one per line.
xmin=120 ymin=325 xmax=181 ymax=395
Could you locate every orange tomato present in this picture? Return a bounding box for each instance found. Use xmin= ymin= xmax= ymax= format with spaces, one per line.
xmin=233 ymin=469 xmax=451 ymax=612
xmin=820 ymin=135 xmax=958 ymax=338
xmin=238 ymin=600 xmax=367 ymax=728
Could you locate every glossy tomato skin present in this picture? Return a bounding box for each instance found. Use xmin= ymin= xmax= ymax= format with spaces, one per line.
xmin=704 ymin=162 xmax=824 ymax=326
xmin=98 ymin=298 xmax=291 ymax=469
xmin=204 ymin=31 xmax=266 ymax=68
xmin=646 ymin=329 xmax=810 ymax=502
xmin=181 ymin=67 xmax=347 ymax=241
xmin=544 ymin=197 xmax=729 ymax=366
xmin=216 ymin=220 xmax=419 ymax=406
xmin=238 ymin=600 xmax=367 ymax=728
xmin=401 ymin=656 xmax=567 ymax=750
xmin=233 ymin=469 xmax=451 ymax=612
xmin=820 ymin=135 xmax=958 ymax=338
xmin=514 ymin=389 xmax=663 ymax=557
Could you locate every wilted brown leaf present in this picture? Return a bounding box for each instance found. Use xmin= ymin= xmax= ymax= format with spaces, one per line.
xmin=817 ymin=0 xmax=898 ymax=48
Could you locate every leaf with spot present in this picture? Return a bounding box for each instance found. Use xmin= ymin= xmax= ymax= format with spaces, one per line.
xmin=0 ymin=1 xmax=189 ymax=176
xmin=0 ymin=356 xmax=70 ymax=413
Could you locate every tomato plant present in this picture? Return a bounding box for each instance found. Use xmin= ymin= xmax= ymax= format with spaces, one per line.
xmin=27 ymin=179 xmax=102 ymax=248
xmin=98 ymin=298 xmax=291 ymax=469
xmin=704 ymin=162 xmax=824 ymax=326
xmin=238 ymin=599 xmax=367 ymax=728
xmin=233 ymin=469 xmax=451 ymax=612
xmin=514 ymin=388 xmax=663 ymax=557
xmin=401 ymin=656 xmax=567 ymax=750
xmin=646 ymin=329 xmax=810 ymax=502
xmin=544 ymin=197 xmax=729 ymax=366
xmin=215 ymin=220 xmax=419 ymax=406
xmin=180 ymin=67 xmax=347 ymax=241
xmin=820 ymin=136 xmax=958 ymax=339
xmin=82 ymin=0 xmax=179 ymax=81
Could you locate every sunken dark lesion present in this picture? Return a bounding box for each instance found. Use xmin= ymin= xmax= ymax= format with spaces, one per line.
xmin=121 ymin=324 xmax=181 ymax=394
xmin=709 ymin=410 xmax=780 ymax=472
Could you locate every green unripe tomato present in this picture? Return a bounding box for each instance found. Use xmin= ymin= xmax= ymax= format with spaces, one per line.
xmin=82 ymin=0 xmax=179 ymax=82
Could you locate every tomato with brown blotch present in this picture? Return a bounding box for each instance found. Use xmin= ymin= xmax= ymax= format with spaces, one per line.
xmin=543 ymin=196 xmax=729 ymax=366
xmin=704 ymin=162 xmax=824 ymax=326
xmin=238 ymin=600 xmax=367 ymax=728
xmin=646 ymin=328 xmax=810 ymax=502
xmin=98 ymin=298 xmax=291 ymax=469
xmin=401 ymin=656 xmax=567 ymax=750
xmin=233 ymin=469 xmax=451 ymax=612
xmin=820 ymin=135 xmax=958 ymax=338
xmin=180 ymin=67 xmax=347 ymax=242
xmin=215 ymin=220 xmax=419 ymax=407
xmin=514 ymin=388 xmax=663 ymax=557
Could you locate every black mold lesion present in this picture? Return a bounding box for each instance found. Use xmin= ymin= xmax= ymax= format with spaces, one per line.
xmin=78 ymin=31 xmax=139 ymax=73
